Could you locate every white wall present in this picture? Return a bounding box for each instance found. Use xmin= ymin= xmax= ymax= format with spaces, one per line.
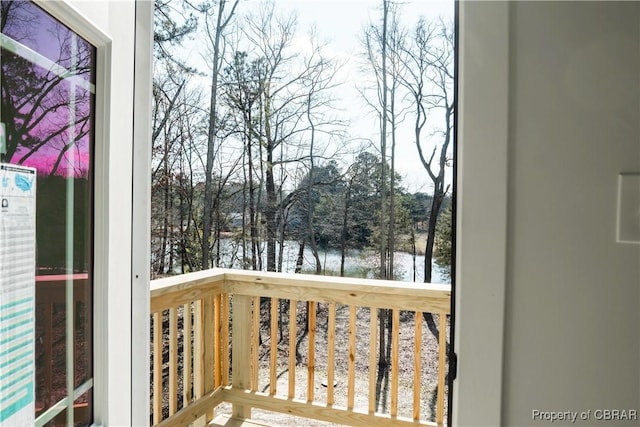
xmin=456 ymin=1 xmax=640 ymax=426
xmin=503 ymin=1 xmax=639 ymax=425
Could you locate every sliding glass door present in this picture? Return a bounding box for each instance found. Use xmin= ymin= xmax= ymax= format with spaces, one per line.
xmin=1 ymin=1 xmax=95 ymax=425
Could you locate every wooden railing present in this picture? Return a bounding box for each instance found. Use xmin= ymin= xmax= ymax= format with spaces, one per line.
xmin=35 ymin=274 xmax=91 ymax=422
xmin=150 ymin=269 xmax=451 ymax=427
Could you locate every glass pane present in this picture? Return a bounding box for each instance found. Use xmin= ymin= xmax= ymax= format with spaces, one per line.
xmin=1 ymin=1 xmax=95 ymax=424
xmin=0 ymin=1 xmax=95 ymax=85
xmin=74 ymin=390 xmax=92 ymax=427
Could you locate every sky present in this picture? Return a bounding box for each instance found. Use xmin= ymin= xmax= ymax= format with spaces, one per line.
xmin=181 ymin=0 xmax=455 ymax=193
xmin=2 ymin=0 xmax=94 ymax=178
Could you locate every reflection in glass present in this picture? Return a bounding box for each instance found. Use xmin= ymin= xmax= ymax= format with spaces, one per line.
xmin=1 ymin=1 xmax=95 ymax=425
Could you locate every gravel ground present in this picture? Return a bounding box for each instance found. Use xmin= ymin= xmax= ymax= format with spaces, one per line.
xmin=215 ymin=302 xmax=450 ymax=426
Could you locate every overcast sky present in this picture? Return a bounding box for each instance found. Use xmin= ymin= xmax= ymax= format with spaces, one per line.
xmin=182 ymin=0 xmax=455 ymax=193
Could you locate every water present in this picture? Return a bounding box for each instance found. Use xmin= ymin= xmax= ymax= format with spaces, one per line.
xmin=215 ymin=239 xmax=450 ymax=284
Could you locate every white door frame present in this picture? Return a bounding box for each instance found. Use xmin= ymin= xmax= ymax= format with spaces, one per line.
xmin=453 ymin=1 xmax=509 ymax=426
xmin=32 ymin=1 xmax=153 ymax=425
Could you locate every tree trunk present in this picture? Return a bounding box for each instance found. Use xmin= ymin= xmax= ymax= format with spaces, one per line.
xmin=378 ymin=309 xmax=387 ymax=368
xmin=201 ymin=0 xmax=240 ymax=270
xmin=340 ymin=181 xmax=352 ymax=277
xmin=388 ymin=85 xmax=397 ymax=280
xmin=379 ymin=0 xmax=389 ymax=281
xmin=295 ymin=240 xmax=305 ymax=273
xmin=248 ymin=125 xmax=258 ymax=271
xmin=159 ymin=142 xmax=169 ymax=274
xmin=306 ymin=93 xmax=322 ymax=275
xmin=265 ymin=149 xmax=277 ymax=272
xmin=262 ymin=80 xmax=277 ymax=272
xmin=424 ymin=192 xmax=443 ymax=283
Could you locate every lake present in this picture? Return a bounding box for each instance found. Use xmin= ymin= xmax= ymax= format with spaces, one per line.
xmin=215 ymin=239 xmax=450 ymax=284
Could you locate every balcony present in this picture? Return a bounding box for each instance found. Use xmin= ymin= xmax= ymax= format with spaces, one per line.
xmin=150 ymin=269 xmax=451 ymax=427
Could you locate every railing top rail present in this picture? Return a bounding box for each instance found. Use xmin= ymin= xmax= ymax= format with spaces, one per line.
xmin=150 ymin=269 xmax=226 ymax=312
xmin=222 ymin=268 xmax=451 ymax=292
xmin=150 ymin=269 xmax=226 ymax=294
xmin=150 ymin=268 xmax=451 ymax=314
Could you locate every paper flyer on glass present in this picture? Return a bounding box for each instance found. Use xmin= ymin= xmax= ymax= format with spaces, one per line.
xmin=0 ymin=163 xmax=36 ymax=426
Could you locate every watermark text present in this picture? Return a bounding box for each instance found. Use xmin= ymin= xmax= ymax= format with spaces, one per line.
xmin=532 ymin=409 xmax=638 ymax=423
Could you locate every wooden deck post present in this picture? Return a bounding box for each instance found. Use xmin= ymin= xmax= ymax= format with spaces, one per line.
xmin=232 ymin=294 xmax=253 ymax=419
xmin=200 ymin=295 xmax=216 ymax=422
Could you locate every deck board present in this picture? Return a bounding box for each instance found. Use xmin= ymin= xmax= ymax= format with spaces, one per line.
xmin=210 ymin=415 xmax=273 ymax=427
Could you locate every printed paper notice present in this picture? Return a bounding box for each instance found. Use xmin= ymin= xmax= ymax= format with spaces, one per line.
xmin=0 ymin=164 xmax=36 ymax=426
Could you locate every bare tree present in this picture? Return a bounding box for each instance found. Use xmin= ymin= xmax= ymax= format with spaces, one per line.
xmin=201 ymin=0 xmax=240 ymax=269
xmin=221 ymin=51 xmax=265 ymax=270
xmin=242 ymin=4 xmax=344 ymax=272
xmin=399 ymin=18 xmax=454 ymax=284
xmin=361 ymin=0 xmax=392 ymax=281
xmin=360 ymin=0 xmax=396 ymax=399
xmin=150 ymin=72 xmax=207 ymax=275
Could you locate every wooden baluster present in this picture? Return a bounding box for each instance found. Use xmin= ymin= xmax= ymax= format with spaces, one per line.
xmin=204 ymin=295 xmax=216 ymax=421
xmin=221 ymin=294 xmax=230 ymax=387
xmin=194 ymin=301 xmax=204 ymax=401
xmin=232 ymin=294 xmax=253 ymax=419
xmin=391 ymin=309 xmax=400 ymax=417
xmin=214 ymin=294 xmax=221 ymax=388
xmin=347 ymin=306 xmax=356 ymax=410
xmin=183 ymin=303 xmax=192 ymax=407
xmin=191 ymin=294 xmax=218 ymax=424
xmin=327 ymin=303 xmax=336 ymax=406
xmin=270 ymin=298 xmax=278 ymax=396
xmin=251 ymin=296 xmax=260 ymax=391
xmin=152 ymin=311 xmax=162 ymax=424
xmin=307 ymin=301 xmax=316 ymax=402
xmin=369 ymin=308 xmax=377 ymax=414
xmin=288 ymin=300 xmax=297 ymax=398
xmin=436 ymin=313 xmax=447 ymax=425
xmin=413 ymin=311 xmax=423 ymax=421
xmin=169 ymin=307 xmax=178 ymax=416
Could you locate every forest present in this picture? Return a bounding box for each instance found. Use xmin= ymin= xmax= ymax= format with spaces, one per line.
xmin=150 ymin=0 xmax=454 ymax=284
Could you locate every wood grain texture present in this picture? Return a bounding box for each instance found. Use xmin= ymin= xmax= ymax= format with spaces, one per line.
xmin=269 ymin=298 xmax=278 ymax=396
xmin=251 ymin=296 xmax=260 ymax=392
xmin=348 ymin=305 xmax=356 ymax=410
xmin=436 ymin=313 xmax=447 ymax=426
xmin=413 ymin=311 xmax=422 ymax=421
xmin=151 ymin=269 xmax=450 ymax=314
xmin=307 ymin=301 xmax=317 ymax=402
xmin=169 ymin=307 xmax=178 ymax=415
xmin=224 ymin=273 xmax=450 ymax=314
xmin=194 ymin=300 xmax=204 ymax=400
xmin=151 ymin=269 xmax=224 ymax=313
xmin=327 ymin=303 xmax=336 ymax=405
xmin=155 ymin=388 xmax=225 ymax=427
xmin=223 ymin=388 xmax=439 ymax=427
xmin=153 ymin=312 xmax=162 ymax=424
xmin=184 ymin=303 xmax=192 ymax=406
xmin=369 ymin=308 xmax=377 ymax=414
xmin=221 ymin=294 xmax=230 ymax=387
xmin=203 ymin=295 xmax=216 ymax=421
xmin=288 ymin=300 xmax=297 ymax=399
xmin=232 ymin=295 xmax=253 ymax=419
xmin=214 ymin=294 xmax=222 ymax=388
xmin=149 ymin=268 xmax=452 ymax=426
xmin=391 ymin=309 xmax=400 ymax=417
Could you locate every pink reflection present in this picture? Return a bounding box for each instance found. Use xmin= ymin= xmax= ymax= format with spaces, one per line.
xmin=2 ymin=1 xmax=94 ymax=178
xmin=36 ymin=273 xmax=89 ymax=282
xmin=13 ymin=141 xmax=91 ymax=178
